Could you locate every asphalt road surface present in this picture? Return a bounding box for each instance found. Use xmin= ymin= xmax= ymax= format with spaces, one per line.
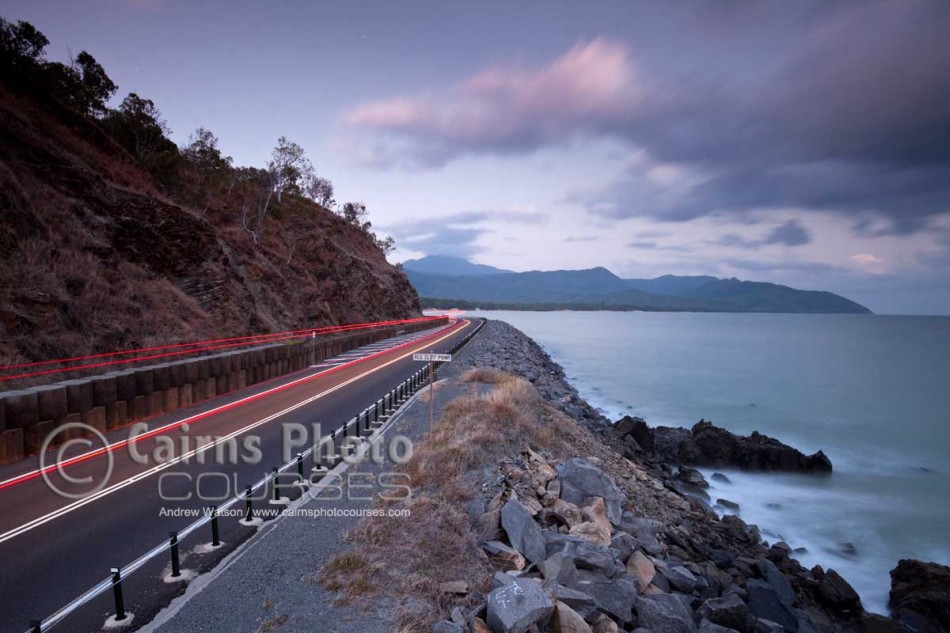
xmin=0 ymin=318 xmax=474 ymax=633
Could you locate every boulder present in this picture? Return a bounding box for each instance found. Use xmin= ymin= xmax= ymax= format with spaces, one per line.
xmin=613 ymin=416 xmax=656 ymax=452
xmin=676 ymin=420 xmax=832 ymax=474
xmin=545 ymin=533 xmax=625 ymax=578
xmin=816 ymin=569 xmax=860 ymax=612
xmin=551 ymin=499 xmax=584 ymax=527
xmin=610 ymin=532 xmax=638 ymax=562
xmin=679 ymin=467 xmax=710 ymax=488
xmin=540 ymin=552 xmax=580 ymax=587
xmin=484 ymin=541 xmax=527 ymax=571
xmin=556 ymin=458 xmax=627 ymax=525
xmin=635 ymin=594 xmax=698 ymax=633
xmin=657 ymin=563 xmax=699 ymax=593
xmin=569 ymin=497 xmax=612 ymax=546
xmin=889 ymin=559 xmax=950 ymax=633
xmin=626 ymin=551 xmax=657 ymax=590
xmin=698 ymin=594 xmax=749 ymax=632
xmin=551 ymin=601 xmax=593 ymax=633
xmin=591 ymin=613 xmax=619 ymax=633
xmin=746 ymin=579 xmax=798 ymax=632
xmin=717 ymin=499 xmax=740 ymax=511
xmin=566 ymin=570 xmax=638 ymax=626
xmin=549 ymin=584 xmax=597 ymax=618
xmin=486 ymin=578 xmax=555 ymax=633
xmin=758 ymin=559 xmax=795 ymax=607
xmin=501 ymin=500 xmax=547 ymax=564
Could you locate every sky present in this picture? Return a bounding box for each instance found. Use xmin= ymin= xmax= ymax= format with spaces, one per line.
xmin=5 ymin=0 xmax=950 ymax=314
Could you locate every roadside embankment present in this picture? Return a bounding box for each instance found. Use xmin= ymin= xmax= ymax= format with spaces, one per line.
xmin=321 ymin=320 xmax=949 ymax=633
xmin=0 ymin=318 xmax=446 ymax=464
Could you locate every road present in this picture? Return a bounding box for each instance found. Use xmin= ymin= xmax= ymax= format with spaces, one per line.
xmin=0 ymin=318 xmax=474 ymax=633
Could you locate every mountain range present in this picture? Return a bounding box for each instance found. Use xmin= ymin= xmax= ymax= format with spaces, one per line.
xmin=402 ymin=256 xmax=872 ymax=314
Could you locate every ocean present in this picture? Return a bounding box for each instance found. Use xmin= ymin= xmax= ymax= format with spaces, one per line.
xmin=473 ymin=310 xmax=950 ymax=615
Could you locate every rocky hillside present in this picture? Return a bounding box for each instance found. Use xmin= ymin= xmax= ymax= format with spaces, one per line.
xmin=0 ymin=32 xmax=419 ymax=367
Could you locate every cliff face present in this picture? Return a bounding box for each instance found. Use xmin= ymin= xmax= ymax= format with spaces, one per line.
xmin=0 ymin=82 xmax=421 ymax=366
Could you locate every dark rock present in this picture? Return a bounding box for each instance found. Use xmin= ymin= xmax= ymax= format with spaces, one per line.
xmin=539 ymin=552 xmax=580 ymax=587
xmin=544 ymin=533 xmax=625 ymax=578
xmin=746 ymin=579 xmax=799 ymax=632
xmin=834 ymin=542 xmax=857 ymax=558
xmin=433 ymin=621 xmax=465 ymax=633
xmin=567 ymin=570 xmax=638 ymax=626
xmin=676 ymin=420 xmax=832 ymax=474
xmin=638 ymin=534 xmax=665 ymax=557
xmin=635 ymin=594 xmax=698 ymax=633
xmin=486 ymin=578 xmax=555 ymax=633
xmin=889 ymin=559 xmax=950 ymax=633
xmin=548 ymin=583 xmax=597 ymax=618
xmin=679 ymin=467 xmax=710 ymax=488
xmin=717 ymin=499 xmax=741 ymax=511
xmin=758 ymin=558 xmax=795 ymax=607
xmin=860 ymin=613 xmax=900 ymax=633
xmin=657 ymin=563 xmax=699 ymax=593
xmin=556 ymin=458 xmax=627 ymax=525
xmin=610 ymin=531 xmax=638 ymax=562
xmin=698 ymin=594 xmax=749 ymax=632
xmin=654 ymin=426 xmax=693 ymax=462
xmin=502 ymin=500 xmax=547 ymax=564
xmin=816 ymin=569 xmax=860 ymax=612
xmin=614 ymin=415 xmax=656 ymax=452
xmin=752 ymin=619 xmax=785 ymax=633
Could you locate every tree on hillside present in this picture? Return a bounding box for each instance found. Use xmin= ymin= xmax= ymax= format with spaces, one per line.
xmin=71 ymin=51 xmax=117 ymax=117
xmin=267 ymin=136 xmax=312 ymax=204
xmin=304 ymin=175 xmax=335 ymax=208
xmin=103 ymin=93 xmax=183 ymax=187
xmin=184 ymin=128 xmax=232 ymax=182
xmin=0 ymin=18 xmax=49 ymax=64
xmin=341 ymin=201 xmax=371 ymax=232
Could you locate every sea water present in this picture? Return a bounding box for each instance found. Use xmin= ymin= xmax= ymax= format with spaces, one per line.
xmin=474 ymin=310 xmax=950 ymax=614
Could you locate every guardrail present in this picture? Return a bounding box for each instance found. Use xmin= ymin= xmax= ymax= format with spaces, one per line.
xmin=21 ymin=316 xmax=484 ymax=633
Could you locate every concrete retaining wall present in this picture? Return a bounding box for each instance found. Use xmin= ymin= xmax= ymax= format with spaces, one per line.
xmin=0 ymin=318 xmax=448 ymax=463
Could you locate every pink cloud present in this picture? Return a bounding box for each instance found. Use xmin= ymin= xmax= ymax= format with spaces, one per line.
xmin=343 ymin=38 xmax=643 ymax=153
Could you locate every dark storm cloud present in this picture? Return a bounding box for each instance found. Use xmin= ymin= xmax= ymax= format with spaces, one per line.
xmin=348 ymin=1 xmax=950 ymax=232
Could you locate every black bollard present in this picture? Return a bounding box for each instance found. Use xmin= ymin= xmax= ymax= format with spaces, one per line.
xmin=110 ymin=567 xmax=127 ymax=621
xmin=245 ymin=485 xmax=254 ymax=521
xmin=210 ymin=507 xmax=220 ymax=546
xmin=169 ymin=531 xmax=181 ymax=578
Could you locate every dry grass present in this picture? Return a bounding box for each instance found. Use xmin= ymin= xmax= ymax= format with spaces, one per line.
xmin=319 ymin=372 xmax=573 ymax=630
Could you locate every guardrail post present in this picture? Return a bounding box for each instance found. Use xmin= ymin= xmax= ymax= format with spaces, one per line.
xmin=210 ymin=506 xmax=221 ymax=546
xmin=169 ymin=531 xmax=181 ymax=578
xmin=245 ymin=485 xmax=254 ymax=521
xmin=110 ymin=567 xmax=127 ymax=622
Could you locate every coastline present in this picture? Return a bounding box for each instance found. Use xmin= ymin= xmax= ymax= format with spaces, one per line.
xmin=450 ymin=318 xmax=942 ymax=631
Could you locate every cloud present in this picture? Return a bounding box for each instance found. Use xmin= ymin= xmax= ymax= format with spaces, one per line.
xmin=346 ymin=2 xmax=950 ymax=232
xmin=714 ymin=219 xmax=812 ymax=249
xmin=344 ymin=38 xmax=643 ymax=166
xmin=381 ymin=210 xmax=543 ymax=258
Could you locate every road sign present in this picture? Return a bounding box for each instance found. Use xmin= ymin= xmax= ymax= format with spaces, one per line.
xmin=413 ymin=353 xmax=452 ymax=362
